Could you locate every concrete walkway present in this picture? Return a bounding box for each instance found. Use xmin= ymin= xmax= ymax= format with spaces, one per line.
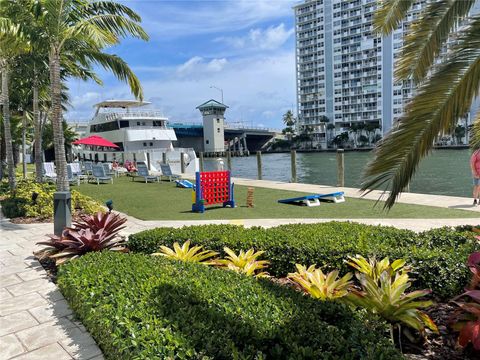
xmin=0 ymin=218 xmax=103 ymax=360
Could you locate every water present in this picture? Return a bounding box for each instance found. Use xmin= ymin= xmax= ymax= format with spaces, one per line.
xmin=204 ymin=149 xmax=473 ymax=197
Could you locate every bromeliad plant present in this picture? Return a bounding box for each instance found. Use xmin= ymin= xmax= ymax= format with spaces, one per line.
xmin=450 ymin=252 xmax=480 ymax=351
xmin=347 ymin=256 xmax=438 ymax=342
xmin=35 ymin=212 xmax=127 ymax=265
xmin=213 ymin=247 xmax=270 ymax=277
xmin=152 ymin=240 xmax=218 ymax=264
xmin=288 ymin=264 xmax=354 ymax=302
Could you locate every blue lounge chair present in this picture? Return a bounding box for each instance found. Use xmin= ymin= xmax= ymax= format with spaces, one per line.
xmin=43 ymin=162 xmax=57 ymax=183
xmin=134 ymin=166 xmax=159 ymax=183
xmin=89 ymin=165 xmax=113 ymax=184
xmin=83 ymin=161 xmax=93 ymax=175
xmin=278 ymin=192 xmax=345 ymax=206
xmin=67 ymin=164 xmax=80 ymax=186
xmin=160 ymin=164 xmax=181 ymax=182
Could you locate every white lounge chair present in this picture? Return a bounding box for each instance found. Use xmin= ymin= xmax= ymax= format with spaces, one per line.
xmin=70 ymin=162 xmax=88 ymax=183
xmin=43 ymin=162 xmax=56 ymax=182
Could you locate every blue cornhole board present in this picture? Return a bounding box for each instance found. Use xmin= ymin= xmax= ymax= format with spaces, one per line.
xmin=278 ymin=192 xmax=345 ymax=207
xmin=176 ymin=179 xmax=195 ymax=189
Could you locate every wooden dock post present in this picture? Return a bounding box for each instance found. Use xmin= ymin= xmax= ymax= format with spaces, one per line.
xmin=256 ymin=151 xmax=262 ymax=180
xmin=199 ymin=152 xmax=204 ymax=172
xmin=291 ymin=150 xmax=297 ymax=183
xmin=227 ymin=150 xmax=232 ymax=171
xmin=337 ymin=149 xmax=344 ymax=187
xmin=162 ymin=152 xmax=167 ymax=164
xmin=180 ymin=152 xmax=186 ymax=174
xmin=146 ymin=152 xmax=151 ymax=171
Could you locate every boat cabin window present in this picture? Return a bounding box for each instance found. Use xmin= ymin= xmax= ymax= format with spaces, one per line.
xmin=114 ymin=142 xmax=124 ymax=151
xmin=90 ymin=120 xmax=119 ymax=133
xmin=120 ymin=120 xmax=129 ymax=128
xmin=153 ymin=121 xmax=164 ymax=127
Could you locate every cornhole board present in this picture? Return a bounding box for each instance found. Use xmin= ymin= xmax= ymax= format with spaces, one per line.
xmin=278 ymin=192 xmax=345 ymax=206
xmin=176 ymin=179 xmax=194 ymax=189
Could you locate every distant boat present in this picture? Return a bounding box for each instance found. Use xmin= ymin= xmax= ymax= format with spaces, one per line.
xmin=73 ymin=100 xmax=198 ymax=174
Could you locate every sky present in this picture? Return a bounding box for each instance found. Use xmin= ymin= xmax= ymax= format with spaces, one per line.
xmin=66 ymin=0 xmax=298 ymax=129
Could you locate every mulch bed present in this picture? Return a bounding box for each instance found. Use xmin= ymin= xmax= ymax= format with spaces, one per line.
xmin=8 ymin=210 xmax=92 ymax=225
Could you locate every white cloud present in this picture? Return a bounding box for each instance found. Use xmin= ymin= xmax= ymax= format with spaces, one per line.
xmin=176 ymin=56 xmax=229 ymax=77
xmin=136 ymin=0 xmax=298 ymax=38
xmin=216 ymin=23 xmax=294 ymax=51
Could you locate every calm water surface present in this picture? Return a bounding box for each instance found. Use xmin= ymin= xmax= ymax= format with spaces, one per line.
xmin=205 ymin=149 xmax=472 ymax=197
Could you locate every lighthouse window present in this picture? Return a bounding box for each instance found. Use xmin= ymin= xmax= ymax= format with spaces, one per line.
xmin=206 ymin=140 xmax=210 ymax=144
xmin=217 ymin=128 xmax=220 ymax=133
xmin=216 ymin=119 xmax=220 ymax=123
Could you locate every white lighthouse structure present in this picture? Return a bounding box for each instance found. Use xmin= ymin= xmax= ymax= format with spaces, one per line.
xmin=196 ymin=99 xmax=228 ymax=154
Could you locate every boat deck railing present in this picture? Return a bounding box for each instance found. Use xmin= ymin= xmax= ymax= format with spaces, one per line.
xmin=98 ymin=110 xmax=166 ymax=122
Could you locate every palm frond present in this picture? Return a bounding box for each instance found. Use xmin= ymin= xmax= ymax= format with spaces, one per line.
xmin=396 ymin=0 xmax=476 ymax=81
xmin=361 ymin=16 xmax=480 ymax=208
xmin=86 ymin=1 xmax=142 ymax=22
xmin=470 ymin=111 xmax=480 ymax=150
xmin=82 ymin=14 xmax=148 ymax=41
xmin=78 ymin=50 xmax=143 ymax=100
xmin=374 ymin=0 xmax=416 ymax=35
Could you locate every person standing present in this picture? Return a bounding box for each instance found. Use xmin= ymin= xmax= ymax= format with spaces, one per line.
xmin=471 ymin=148 xmax=480 ymax=205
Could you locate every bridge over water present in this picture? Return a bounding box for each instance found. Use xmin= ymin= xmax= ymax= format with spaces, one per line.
xmin=169 ymin=122 xmax=280 ymax=154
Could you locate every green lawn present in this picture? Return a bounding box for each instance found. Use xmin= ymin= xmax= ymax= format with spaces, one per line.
xmin=75 ymin=176 xmax=478 ymax=220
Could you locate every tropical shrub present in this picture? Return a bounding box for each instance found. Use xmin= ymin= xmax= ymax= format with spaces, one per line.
xmin=0 ymin=197 xmax=27 ymax=218
xmin=288 ymin=264 xmax=354 ymax=302
xmin=1 ymin=180 xmax=103 ymax=219
xmin=450 ymin=252 xmax=480 ymax=351
xmin=35 ymin=212 xmax=127 ymax=265
xmin=213 ymin=247 xmax=269 ymax=277
xmin=347 ymin=256 xmax=438 ymax=339
xmin=128 ymin=223 xmax=479 ymax=299
xmin=58 ymin=252 xmax=402 ymax=359
xmin=152 ymin=240 xmax=218 ymax=263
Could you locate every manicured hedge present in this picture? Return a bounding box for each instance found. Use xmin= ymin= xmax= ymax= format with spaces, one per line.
xmin=127 ymin=222 xmax=479 ymax=299
xmin=58 ymin=252 xmax=401 ymax=359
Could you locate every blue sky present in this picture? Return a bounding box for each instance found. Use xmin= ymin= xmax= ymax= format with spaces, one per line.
xmin=66 ymin=0 xmax=298 ymax=128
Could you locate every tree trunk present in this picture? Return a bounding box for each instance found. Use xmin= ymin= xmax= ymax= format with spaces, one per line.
xmin=22 ymin=111 xmax=27 ymax=179
xmin=33 ymin=73 xmax=43 ymax=182
xmin=49 ymin=47 xmax=68 ymax=191
xmin=1 ymin=59 xmax=16 ymax=190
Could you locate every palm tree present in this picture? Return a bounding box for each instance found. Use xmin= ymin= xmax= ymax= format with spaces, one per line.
xmin=0 ymin=13 xmax=29 ymax=189
xmin=362 ymin=1 xmax=480 ymax=207
xmin=37 ymin=0 xmax=148 ymax=191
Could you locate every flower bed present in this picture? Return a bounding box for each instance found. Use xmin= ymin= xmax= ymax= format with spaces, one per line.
xmin=58 ymin=251 xmax=401 ymax=359
xmin=0 ymin=180 xmax=103 ymax=220
xmin=127 ymin=222 xmax=479 ymax=299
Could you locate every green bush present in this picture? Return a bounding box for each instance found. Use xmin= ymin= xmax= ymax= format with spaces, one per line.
xmin=128 ymin=222 xmax=479 ymax=299
xmin=0 ymin=197 xmax=27 ymax=218
xmin=1 ymin=180 xmax=103 ymax=219
xmin=58 ymin=252 xmax=401 ymax=359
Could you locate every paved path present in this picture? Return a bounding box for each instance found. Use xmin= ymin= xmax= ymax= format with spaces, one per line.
xmin=0 ymin=218 xmax=103 ymax=360
xmin=182 ymin=175 xmax=480 ymax=213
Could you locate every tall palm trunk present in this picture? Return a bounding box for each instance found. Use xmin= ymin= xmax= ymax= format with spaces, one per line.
xmin=33 ymin=71 xmax=43 ymax=182
xmin=1 ymin=59 xmax=16 ymax=190
xmin=21 ymin=110 xmax=27 ymax=179
xmin=49 ymin=47 xmax=68 ymax=191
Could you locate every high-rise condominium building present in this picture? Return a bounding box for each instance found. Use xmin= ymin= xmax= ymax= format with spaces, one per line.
xmin=294 ymin=0 xmax=427 ymax=148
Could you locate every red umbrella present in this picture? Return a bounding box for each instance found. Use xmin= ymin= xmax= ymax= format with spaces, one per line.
xmin=72 ymin=135 xmax=119 ymax=148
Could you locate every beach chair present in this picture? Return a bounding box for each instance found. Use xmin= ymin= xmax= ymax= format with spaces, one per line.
xmin=102 ymin=163 xmax=114 ymax=177
xmin=89 ymin=165 xmax=113 ymax=185
xmin=70 ymin=162 xmax=88 ymax=183
xmin=160 ymin=164 xmax=181 ymax=182
xmin=43 ymin=162 xmax=56 ymax=182
xmin=278 ymin=192 xmax=345 ymax=207
xmin=83 ymin=161 xmax=93 ymax=175
xmin=134 ymin=166 xmax=159 ymax=183
xmin=67 ymin=164 xmax=80 ymax=186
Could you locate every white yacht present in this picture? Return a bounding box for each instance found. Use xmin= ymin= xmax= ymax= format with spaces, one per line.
xmin=74 ymin=100 xmax=198 ymax=174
